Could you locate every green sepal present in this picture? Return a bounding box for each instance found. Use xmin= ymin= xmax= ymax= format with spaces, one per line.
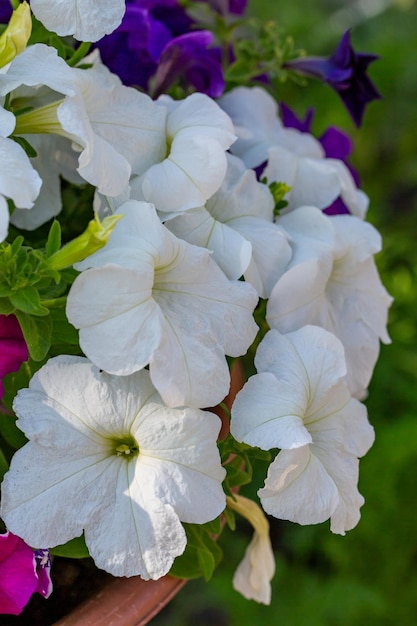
xmin=51 ymin=534 xmax=90 ymax=559
xmin=223 ymin=505 xmax=236 ymax=531
xmin=45 ymin=220 xmax=62 ymax=257
xmin=9 ymin=135 xmax=38 ymax=158
xmin=169 ymin=521 xmax=223 ymax=581
xmin=16 ymin=310 xmax=52 ymax=361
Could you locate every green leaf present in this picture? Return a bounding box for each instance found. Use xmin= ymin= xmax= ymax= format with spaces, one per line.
xmin=170 ymin=523 xmax=223 ymax=581
xmin=45 ymin=220 xmax=62 ymax=257
xmin=16 ymin=311 xmax=52 ymax=361
xmin=0 ymin=298 xmax=14 ymax=314
xmin=10 ymin=286 xmax=49 ymax=316
xmin=50 ymin=307 xmax=80 ymax=349
xmin=51 ymin=534 xmax=90 ymax=558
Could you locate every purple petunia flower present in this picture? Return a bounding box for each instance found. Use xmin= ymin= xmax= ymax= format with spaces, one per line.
xmin=280 ymin=103 xmax=359 ymax=215
xmin=0 ymin=0 xmax=12 ymax=24
xmin=0 ymin=532 xmax=52 ymax=615
xmin=96 ymin=0 xmax=226 ymax=97
xmin=0 ymin=315 xmax=28 ymax=401
xmin=284 ymin=30 xmax=381 ymax=127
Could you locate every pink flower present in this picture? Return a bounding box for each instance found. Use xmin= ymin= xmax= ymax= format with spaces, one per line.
xmin=0 ymin=315 xmax=28 ymax=400
xmin=0 ymin=532 xmax=52 ymax=615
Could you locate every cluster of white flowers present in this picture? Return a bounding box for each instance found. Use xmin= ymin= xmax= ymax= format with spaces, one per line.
xmin=0 ymin=1 xmax=392 ymax=607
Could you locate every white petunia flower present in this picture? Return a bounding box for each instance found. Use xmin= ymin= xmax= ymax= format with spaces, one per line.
xmin=227 ymin=495 xmax=275 ymax=605
xmin=231 ymin=326 xmax=375 ymax=535
xmin=0 ymin=135 xmax=42 ymax=241
xmin=0 ymin=44 xmax=167 ymax=198
xmin=219 ymin=86 xmax=368 ymax=218
xmin=0 ymin=356 xmax=226 ymax=579
xmin=30 ymin=0 xmax=125 ymax=42
xmin=129 ymin=93 xmax=236 ymax=214
xmin=167 ymin=154 xmax=292 ymax=298
xmin=268 ymin=206 xmax=393 ymax=398
xmin=66 ymin=200 xmax=259 ymax=409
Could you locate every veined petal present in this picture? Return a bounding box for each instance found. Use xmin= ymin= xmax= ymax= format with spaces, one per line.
xmin=259 ymin=446 xmax=339 ymax=525
xmin=86 ymin=461 xmax=187 ymax=578
xmin=231 ymin=372 xmax=312 ymax=450
xmin=30 ymin=0 xmax=126 ymax=42
xmin=1 ymin=443 xmax=114 ymax=548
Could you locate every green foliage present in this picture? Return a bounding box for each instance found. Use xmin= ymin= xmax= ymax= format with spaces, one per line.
xmin=170 ymin=519 xmax=223 ymax=581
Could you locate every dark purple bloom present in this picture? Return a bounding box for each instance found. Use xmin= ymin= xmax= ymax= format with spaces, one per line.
xmin=96 ymin=0 xmax=225 ymax=97
xmin=284 ymin=31 xmax=381 ymax=127
xmin=0 ymin=315 xmax=28 ymax=400
xmin=153 ymin=31 xmax=224 ymax=98
xmin=0 ymin=532 xmax=52 ymax=615
xmin=0 ymin=1 xmax=12 ymax=24
xmin=280 ymin=103 xmax=359 ymax=215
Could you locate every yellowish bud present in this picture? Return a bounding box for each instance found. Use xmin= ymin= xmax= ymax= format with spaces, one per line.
xmin=0 ymin=2 xmax=32 ymax=68
xmin=47 ymin=213 xmax=123 ymax=271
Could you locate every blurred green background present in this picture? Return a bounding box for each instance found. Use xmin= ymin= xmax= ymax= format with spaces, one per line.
xmin=154 ymin=1 xmax=417 ymax=624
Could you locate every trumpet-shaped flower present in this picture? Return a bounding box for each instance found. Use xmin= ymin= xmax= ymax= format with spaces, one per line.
xmin=66 ymin=201 xmax=258 ymax=408
xmin=231 ymin=327 xmax=375 ymax=534
xmin=0 ymin=532 xmax=52 ymax=615
xmin=30 ymin=0 xmax=126 ymax=42
xmin=219 ymin=86 xmax=367 ymax=218
xmin=167 ymin=154 xmax=291 ymax=298
xmin=268 ymin=206 xmax=393 ymax=398
xmin=1 ymin=356 xmax=226 ymax=579
xmin=284 ymin=30 xmax=381 ymax=127
xmin=1 ymin=44 xmax=167 ymax=198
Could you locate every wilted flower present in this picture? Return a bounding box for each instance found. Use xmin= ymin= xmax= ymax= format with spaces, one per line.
xmin=227 ymin=495 xmax=275 ymax=604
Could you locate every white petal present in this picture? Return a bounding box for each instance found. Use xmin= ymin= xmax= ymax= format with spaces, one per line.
xmin=231 ymin=372 xmax=312 ymax=450
xmin=0 ymin=136 xmax=42 ymax=209
xmin=86 ymin=461 xmax=187 ymax=578
xmin=1 ymin=442 xmax=114 ymax=548
xmin=259 ymin=446 xmax=339 ymax=525
xmin=135 ymin=408 xmax=226 ymax=524
xmin=30 ymin=0 xmax=126 ymax=42
xmin=233 ymin=530 xmax=275 ymax=605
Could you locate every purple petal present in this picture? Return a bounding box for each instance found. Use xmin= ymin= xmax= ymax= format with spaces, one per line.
xmin=284 ymin=31 xmax=381 ymax=126
xmin=34 ymin=550 xmax=53 ymax=599
xmin=153 ymin=31 xmax=225 ymax=97
xmin=280 ymin=103 xmax=314 ymax=133
xmin=0 ymin=315 xmax=28 ymax=400
xmin=0 ymin=533 xmax=38 ymax=615
xmin=0 ymin=2 xmax=12 ymax=24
